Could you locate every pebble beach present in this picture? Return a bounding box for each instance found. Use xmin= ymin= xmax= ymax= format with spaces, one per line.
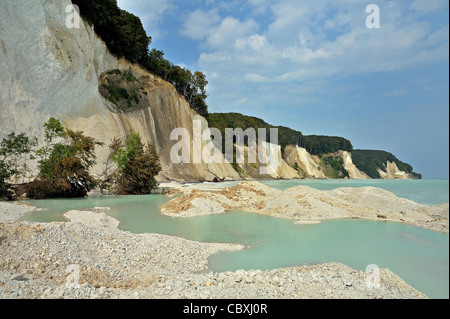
xmin=0 ymin=198 xmax=431 ymax=299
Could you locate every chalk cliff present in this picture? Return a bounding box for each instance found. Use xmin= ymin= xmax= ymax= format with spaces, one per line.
xmin=340 ymin=151 xmax=370 ymax=179
xmin=377 ymin=161 xmax=416 ymax=180
xmin=0 ymin=0 xmax=240 ymax=181
xmin=0 ymin=1 xmax=418 ymax=182
xmin=232 ymin=142 xmax=300 ymax=179
xmin=283 ymin=146 xmax=326 ymax=179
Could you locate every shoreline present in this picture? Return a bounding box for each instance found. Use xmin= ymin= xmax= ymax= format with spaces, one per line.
xmin=0 ymin=201 xmax=36 ymax=222
xmin=0 ymin=206 xmax=428 ymax=299
xmin=159 ymin=181 xmax=449 ymax=234
xmin=0 ymin=180 xmax=447 ymax=299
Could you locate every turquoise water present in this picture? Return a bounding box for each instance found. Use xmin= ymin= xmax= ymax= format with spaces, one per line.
xmin=260 ymin=179 xmax=449 ymax=205
xmin=181 ymin=179 xmax=449 ymax=205
xmin=22 ymin=179 xmax=449 ymax=298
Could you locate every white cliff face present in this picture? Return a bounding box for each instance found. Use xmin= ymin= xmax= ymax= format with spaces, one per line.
xmin=283 ymin=146 xmax=326 ymax=179
xmin=340 ymin=151 xmax=370 ymax=179
xmin=0 ymin=0 xmax=240 ymax=181
xmin=0 ymin=0 xmax=118 ymax=135
xmin=0 ymin=1 xmax=417 ymax=182
xmin=257 ymin=142 xmax=300 ymax=178
xmin=233 ymin=142 xmax=300 ymax=179
xmin=377 ymin=161 xmax=413 ymax=180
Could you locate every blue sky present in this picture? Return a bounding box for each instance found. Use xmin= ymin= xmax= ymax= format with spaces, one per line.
xmin=117 ymin=0 xmax=449 ymax=179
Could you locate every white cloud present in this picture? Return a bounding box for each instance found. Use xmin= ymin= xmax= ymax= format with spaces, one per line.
xmin=244 ymin=73 xmax=267 ymax=83
xmin=206 ymin=16 xmax=259 ymax=50
xmin=235 ymin=34 xmax=268 ymax=51
xmin=181 ymin=9 xmax=221 ymax=40
xmin=193 ymin=0 xmax=448 ymax=88
xmin=116 ymin=0 xmax=173 ymax=39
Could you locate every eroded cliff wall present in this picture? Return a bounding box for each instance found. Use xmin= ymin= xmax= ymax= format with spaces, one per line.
xmin=0 ymin=0 xmax=240 ymax=181
xmin=377 ymin=161 xmax=416 ymax=180
xmin=0 ymin=1 xmax=416 ymax=182
xmin=283 ymin=145 xmax=326 ymax=179
xmin=340 ymin=151 xmax=370 ymax=179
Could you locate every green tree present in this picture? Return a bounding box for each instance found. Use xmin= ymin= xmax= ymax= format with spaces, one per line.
xmin=207 ymin=112 xmax=306 ymax=153
xmin=193 ymin=71 xmax=208 ymax=97
xmin=0 ymin=132 xmax=34 ymax=199
xmin=352 ymin=150 xmax=422 ymax=179
xmin=112 ymin=10 xmax=151 ymax=63
xmin=190 ymin=71 xmax=209 ymax=116
xmin=26 ymin=118 xmax=103 ymax=199
xmin=146 ymin=49 xmax=173 ymax=81
xmin=191 ymin=95 xmax=209 ymax=117
xmin=321 ymin=155 xmax=349 ymax=179
xmin=74 ymin=0 xmax=210 ymax=116
xmin=35 ymin=117 xmax=65 ymax=163
xmin=73 ymin=0 xmax=151 ymax=64
xmin=303 ymin=135 xmax=353 ymax=155
xmin=109 ymin=133 xmax=161 ymax=195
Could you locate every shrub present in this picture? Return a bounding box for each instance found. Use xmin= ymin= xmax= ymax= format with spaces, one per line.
xmin=109 ymin=133 xmax=161 ymax=195
xmin=26 ymin=118 xmax=103 ymax=199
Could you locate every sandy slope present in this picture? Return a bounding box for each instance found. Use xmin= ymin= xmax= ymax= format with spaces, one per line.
xmin=161 ymin=181 xmax=449 ymax=233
